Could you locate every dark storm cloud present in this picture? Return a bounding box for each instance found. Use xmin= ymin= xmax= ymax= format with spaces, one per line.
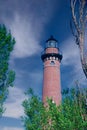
xmin=0 ymin=0 xmax=60 ymax=27
xmin=0 ymin=0 xmax=61 ymax=58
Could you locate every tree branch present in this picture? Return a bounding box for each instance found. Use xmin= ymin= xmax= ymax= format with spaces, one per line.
xmin=70 ymin=0 xmax=87 ymax=78
xmin=70 ymin=20 xmax=79 ymax=45
xmin=70 ymin=0 xmax=81 ymax=34
xmin=79 ymin=0 xmax=86 ymax=30
xmin=84 ymin=9 xmax=87 ymax=24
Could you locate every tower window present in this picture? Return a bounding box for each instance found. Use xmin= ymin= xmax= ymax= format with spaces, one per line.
xmin=50 ymin=61 xmax=55 ymax=65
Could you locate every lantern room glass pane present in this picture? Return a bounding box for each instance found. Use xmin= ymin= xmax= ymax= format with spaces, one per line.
xmin=46 ymin=40 xmax=57 ymax=48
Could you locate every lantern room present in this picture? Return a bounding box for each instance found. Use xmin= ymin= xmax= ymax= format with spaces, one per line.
xmin=46 ymin=35 xmax=58 ymax=48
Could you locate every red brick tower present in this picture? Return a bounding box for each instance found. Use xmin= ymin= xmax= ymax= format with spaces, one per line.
xmin=41 ymin=36 xmax=62 ymax=105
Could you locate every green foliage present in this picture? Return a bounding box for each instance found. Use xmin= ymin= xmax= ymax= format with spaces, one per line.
xmin=22 ymin=87 xmax=87 ymax=130
xmin=0 ymin=24 xmax=15 ymax=116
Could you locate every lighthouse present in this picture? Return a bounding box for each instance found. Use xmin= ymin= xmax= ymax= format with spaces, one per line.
xmin=41 ymin=36 xmax=62 ymax=105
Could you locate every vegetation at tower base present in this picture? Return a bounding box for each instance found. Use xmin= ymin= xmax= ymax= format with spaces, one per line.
xmin=0 ymin=25 xmax=15 ymax=116
xmin=22 ymin=87 xmax=87 ymax=130
xmin=70 ymin=0 xmax=87 ymax=78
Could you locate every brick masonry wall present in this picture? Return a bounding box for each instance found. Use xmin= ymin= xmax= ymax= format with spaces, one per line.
xmin=42 ymin=48 xmax=61 ymax=105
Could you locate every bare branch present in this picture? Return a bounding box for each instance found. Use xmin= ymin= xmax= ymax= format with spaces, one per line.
xmin=70 ymin=20 xmax=79 ymax=45
xmin=79 ymin=0 xmax=86 ymax=30
xmin=73 ymin=0 xmax=77 ymax=7
xmin=70 ymin=20 xmax=77 ymax=37
xmin=70 ymin=0 xmax=81 ymax=34
xmin=81 ymin=59 xmax=87 ymax=78
xmin=70 ymin=0 xmax=87 ymax=78
xmin=84 ymin=10 xmax=87 ymax=24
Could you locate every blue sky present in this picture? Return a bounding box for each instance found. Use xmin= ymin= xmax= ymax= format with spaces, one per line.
xmin=0 ymin=0 xmax=87 ymax=130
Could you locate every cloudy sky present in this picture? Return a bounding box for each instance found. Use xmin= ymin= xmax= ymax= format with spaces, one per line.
xmin=0 ymin=0 xmax=87 ymax=130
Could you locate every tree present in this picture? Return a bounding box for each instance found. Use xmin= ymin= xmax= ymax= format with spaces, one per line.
xmin=70 ymin=0 xmax=87 ymax=78
xmin=22 ymin=87 xmax=87 ymax=130
xmin=0 ymin=25 xmax=15 ymax=116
